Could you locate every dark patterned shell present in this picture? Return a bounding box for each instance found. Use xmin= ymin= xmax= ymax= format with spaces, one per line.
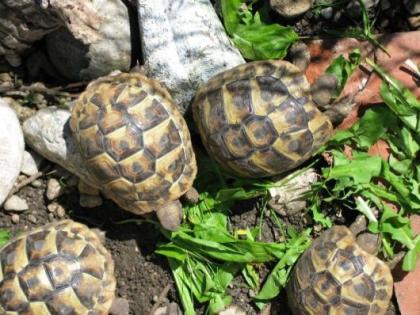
xmin=287 ymin=226 xmax=393 ymax=315
xmin=192 ymin=60 xmax=333 ymax=178
xmin=70 ymin=73 xmax=197 ymax=214
xmin=0 ymin=220 xmax=115 ymax=315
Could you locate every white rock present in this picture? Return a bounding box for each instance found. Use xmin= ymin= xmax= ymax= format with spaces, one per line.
xmin=0 ymin=99 xmax=25 ymax=205
xmin=11 ymin=214 xmax=20 ymax=224
xmin=268 ymin=168 xmax=318 ymax=216
xmin=46 ymin=178 xmax=63 ymax=200
xmin=218 ymin=305 xmax=246 ymax=315
xmin=138 ymin=0 xmax=245 ymax=113
xmin=22 ymin=107 xmax=98 ymax=188
xmin=21 ymin=150 xmax=42 ymax=176
xmin=4 ymin=195 xmax=29 ymax=212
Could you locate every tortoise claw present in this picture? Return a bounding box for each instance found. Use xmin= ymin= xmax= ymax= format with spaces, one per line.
xmin=181 ymin=187 xmax=199 ymax=204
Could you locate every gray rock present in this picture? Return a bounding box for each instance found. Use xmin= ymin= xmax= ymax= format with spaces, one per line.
xmin=109 ymin=298 xmax=130 ymax=315
xmin=21 ymin=150 xmax=42 ymax=176
xmin=268 ymin=168 xmax=318 ymax=216
xmin=0 ymin=99 xmax=25 ymax=205
xmin=270 ymin=0 xmax=313 ymax=18
xmin=22 ymin=107 xmax=98 ymax=188
xmin=46 ymin=178 xmax=63 ymax=200
xmin=404 ymin=0 xmax=420 ymax=16
xmin=4 ymin=195 xmax=29 ymax=212
xmin=320 ymin=7 xmax=333 ymax=19
xmin=0 ymin=0 xmax=62 ymax=62
xmin=46 ymin=0 xmax=132 ymax=81
xmin=138 ymin=0 xmax=245 ymax=113
xmin=346 ymin=0 xmax=380 ymax=18
xmin=1 ymin=0 xmax=131 ymax=78
xmin=27 ymin=214 xmax=37 ymax=223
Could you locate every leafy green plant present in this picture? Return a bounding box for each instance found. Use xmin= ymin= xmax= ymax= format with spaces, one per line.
xmin=309 ymin=61 xmax=420 ymax=271
xmin=325 ymin=49 xmax=361 ymax=99
xmin=220 ymin=0 xmax=298 ymax=60
xmin=156 ymin=149 xmax=311 ymax=314
xmin=0 ymin=230 xmax=10 ymax=247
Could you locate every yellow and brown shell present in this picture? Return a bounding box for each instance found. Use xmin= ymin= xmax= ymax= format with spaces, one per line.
xmin=70 ymin=73 xmax=197 ymax=214
xmin=287 ymin=226 xmax=393 ymax=315
xmin=0 ymin=220 xmax=115 ymax=315
xmin=192 ymin=60 xmax=333 ymax=178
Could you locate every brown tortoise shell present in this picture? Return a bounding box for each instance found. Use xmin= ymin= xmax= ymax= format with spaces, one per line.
xmin=0 ymin=220 xmax=115 ymax=315
xmin=287 ymin=226 xmax=393 ymax=315
xmin=70 ymin=73 xmax=197 ymax=214
xmin=192 ymin=60 xmax=333 ymax=178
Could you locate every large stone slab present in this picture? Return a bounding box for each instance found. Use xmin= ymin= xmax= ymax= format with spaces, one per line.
xmin=138 ymin=0 xmax=245 ymax=113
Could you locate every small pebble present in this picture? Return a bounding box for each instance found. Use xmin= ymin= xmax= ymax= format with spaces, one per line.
xmin=21 ymin=150 xmax=42 ymax=176
xmin=408 ymin=15 xmax=420 ymax=30
xmin=31 ymin=179 xmax=43 ymax=188
xmin=27 ymin=214 xmax=37 ymax=224
xmin=11 ymin=214 xmax=20 ymax=224
xmin=46 ymin=178 xmax=63 ymax=200
xmin=109 ymin=298 xmax=130 ymax=315
xmin=56 ymin=205 xmax=66 ymax=218
xmin=48 ymin=213 xmax=55 ymax=221
xmin=320 ymin=7 xmax=333 ymax=19
xmin=4 ymin=195 xmax=29 ymax=212
xmin=47 ymin=203 xmax=58 ymax=213
xmin=80 ymin=194 xmax=103 ymax=208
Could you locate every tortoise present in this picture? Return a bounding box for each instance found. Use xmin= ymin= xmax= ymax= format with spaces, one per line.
xmin=70 ymin=72 xmax=197 ymax=231
xmin=286 ymin=217 xmax=394 ymax=315
xmin=0 ymin=220 xmax=116 ymax=315
xmin=192 ymin=60 xmax=351 ymax=178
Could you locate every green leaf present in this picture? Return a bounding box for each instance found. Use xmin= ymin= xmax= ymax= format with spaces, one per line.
xmin=255 ymin=229 xmax=311 ymax=304
xmin=324 ymin=151 xmax=382 ymax=184
xmin=310 ymin=201 xmax=333 ymax=228
xmin=380 ymin=206 xmax=414 ymax=249
xmin=232 ymin=24 xmax=298 ymax=60
xmin=355 ymin=196 xmax=378 ymax=226
xmin=367 ymin=59 xmax=420 ymax=132
xmin=0 ymin=230 xmax=10 ymax=248
xmin=169 ymin=258 xmax=197 ymax=315
xmin=242 ymin=264 xmax=260 ymax=289
xmin=220 ymin=0 xmax=298 ymax=60
xmin=325 ymin=49 xmax=361 ymax=99
xmin=220 ymin=0 xmax=243 ymax=35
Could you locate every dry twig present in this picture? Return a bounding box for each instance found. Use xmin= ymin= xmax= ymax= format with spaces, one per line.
xmin=149 ymin=284 xmax=171 ymax=315
xmin=8 ymin=172 xmax=43 ymax=198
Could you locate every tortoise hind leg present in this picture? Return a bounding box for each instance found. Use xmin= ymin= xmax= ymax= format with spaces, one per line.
xmin=156 ymin=200 xmax=183 ymax=231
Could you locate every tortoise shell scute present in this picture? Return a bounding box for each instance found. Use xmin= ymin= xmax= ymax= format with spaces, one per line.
xmin=192 ymin=60 xmax=333 ymax=178
xmin=0 ymin=220 xmax=115 ymax=315
xmin=71 ymin=73 xmax=197 ymax=215
xmin=286 ymin=226 xmax=393 ymax=315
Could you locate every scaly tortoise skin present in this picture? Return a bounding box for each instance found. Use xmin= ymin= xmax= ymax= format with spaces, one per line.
xmin=0 ymin=220 xmax=115 ymax=315
xmin=287 ymin=226 xmax=393 ymax=315
xmin=70 ymin=73 xmax=197 ymax=216
xmin=192 ymin=60 xmax=333 ymax=178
